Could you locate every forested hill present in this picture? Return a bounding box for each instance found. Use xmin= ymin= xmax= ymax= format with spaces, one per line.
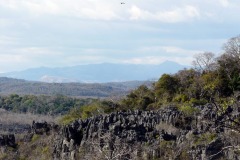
xmin=0 ymin=77 xmax=152 ymax=98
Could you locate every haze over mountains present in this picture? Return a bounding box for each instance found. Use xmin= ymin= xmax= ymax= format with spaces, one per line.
xmin=0 ymin=61 xmax=188 ymax=83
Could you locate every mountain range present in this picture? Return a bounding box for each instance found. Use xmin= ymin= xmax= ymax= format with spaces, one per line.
xmin=0 ymin=61 xmax=188 ymax=83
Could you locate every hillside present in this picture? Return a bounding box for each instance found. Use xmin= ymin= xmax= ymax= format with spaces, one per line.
xmin=0 ymin=61 xmax=187 ymax=83
xmin=1 ymin=104 xmax=240 ymax=160
xmin=53 ymin=104 xmax=240 ymax=159
xmin=0 ymin=77 xmax=153 ymax=98
xmin=0 ymin=36 xmax=240 ymax=160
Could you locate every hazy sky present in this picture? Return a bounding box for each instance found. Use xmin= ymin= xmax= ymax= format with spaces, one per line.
xmin=0 ymin=0 xmax=239 ymax=73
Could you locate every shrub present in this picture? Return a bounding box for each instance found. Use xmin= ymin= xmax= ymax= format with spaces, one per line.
xmin=179 ymin=105 xmax=200 ymax=116
xmin=173 ymin=94 xmax=188 ymax=103
xmin=189 ymin=98 xmax=207 ymax=105
xmin=194 ymin=132 xmax=216 ymax=146
xmin=59 ymin=102 xmax=104 ymax=125
xmin=59 ymin=107 xmax=82 ymax=125
xmin=31 ymin=134 xmax=40 ymax=142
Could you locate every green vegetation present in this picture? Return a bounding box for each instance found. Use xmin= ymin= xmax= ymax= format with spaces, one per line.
xmin=31 ymin=134 xmax=40 ymax=142
xmin=193 ymin=132 xmax=217 ymax=146
xmin=179 ymin=105 xmax=200 ymax=116
xmin=119 ymin=35 xmax=240 ymax=112
xmin=60 ymin=100 xmax=118 ymax=124
xmin=121 ymin=85 xmax=154 ymax=110
xmin=1 ymin=35 xmax=240 ymax=126
xmin=1 ymin=35 xmax=240 ymax=160
xmin=59 ymin=36 xmax=240 ymax=123
xmin=0 ymin=77 xmax=152 ymax=98
xmin=0 ymin=94 xmax=95 ymax=115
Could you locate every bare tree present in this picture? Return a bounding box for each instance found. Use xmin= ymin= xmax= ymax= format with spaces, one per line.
xmin=192 ymin=52 xmax=216 ymax=73
xmin=223 ymin=35 xmax=240 ymax=61
xmin=80 ymin=132 xmax=134 ymax=160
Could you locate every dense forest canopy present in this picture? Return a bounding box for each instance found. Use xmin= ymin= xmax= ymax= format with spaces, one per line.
xmin=0 ymin=94 xmax=96 ymax=115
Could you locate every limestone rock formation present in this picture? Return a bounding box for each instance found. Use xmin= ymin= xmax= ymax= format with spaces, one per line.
xmin=53 ymin=104 xmax=240 ymax=160
xmin=0 ymin=134 xmax=16 ymax=148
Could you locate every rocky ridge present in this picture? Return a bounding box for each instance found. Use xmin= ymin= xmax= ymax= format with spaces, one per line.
xmin=53 ymin=104 xmax=240 ymax=160
xmin=0 ymin=103 xmax=239 ymax=160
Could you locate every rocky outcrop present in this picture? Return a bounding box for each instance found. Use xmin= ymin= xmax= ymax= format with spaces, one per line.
xmin=32 ymin=121 xmax=60 ymax=135
xmin=0 ymin=134 xmax=16 ymax=148
xmin=53 ymin=104 xmax=240 ymax=160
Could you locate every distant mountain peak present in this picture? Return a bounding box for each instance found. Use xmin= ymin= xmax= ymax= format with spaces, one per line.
xmin=0 ymin=62 xmax=188 ymax=83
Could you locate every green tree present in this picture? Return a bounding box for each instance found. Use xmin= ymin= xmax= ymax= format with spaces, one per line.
xmin=155 ymin=74 xmax=179 ymax=102
xmin=121 ymin=85 xmax=154 ymax=110
xmin=218 ymin=35 xmax=240 ymax=93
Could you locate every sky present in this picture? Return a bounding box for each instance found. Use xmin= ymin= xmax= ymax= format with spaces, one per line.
xmin=0 ymin=0 xmax=240 ymax=73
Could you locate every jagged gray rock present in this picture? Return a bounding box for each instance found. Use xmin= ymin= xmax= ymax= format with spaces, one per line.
xmin=0 ymin=134 xmax=16 ymax=148
xmin=53 ymin=105 xmax=240 ymax=160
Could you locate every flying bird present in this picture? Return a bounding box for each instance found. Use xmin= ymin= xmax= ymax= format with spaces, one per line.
xmin=121 ymin=2 xmax=125 ymax=4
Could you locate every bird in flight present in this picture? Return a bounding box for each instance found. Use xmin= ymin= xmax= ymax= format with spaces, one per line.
xmin=121 ymin=2 xmax=125 ymax=4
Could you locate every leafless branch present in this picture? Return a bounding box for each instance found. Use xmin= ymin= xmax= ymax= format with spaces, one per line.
xmin=208 ymin=145 xmax=240 ymax=159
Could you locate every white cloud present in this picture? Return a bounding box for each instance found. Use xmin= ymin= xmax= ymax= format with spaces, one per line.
xmin=129 ymin=5 xmax=200 ymax=22
xmin=0 ymin=0 xmax=238 ymax=23
xmin=0 ymin=54 xmax=26 ymax=63
xmin=0 ymin=54 xmax=29 ymax=72
xmin=0 ymin=36 xmax=18 ymax=45
xmin=161 ymin=46 xmax=202 ymax=55
xmin=0 ymin=0 xmax=239 ymax=73
xmin=123 ymin=56 xmax=193 ymax=66
xmin=74 ymin=2 xmax=121 ymax=20
xmin=0 ymin=46 xmax=64 ymax=72
xmin=24 ymin=1 xmax=60 ymax=15
xmin=0 ymin=0 xmax=60 ymax=15
xmin=0 ymin=0 xmax=121 ymax=20
xmin=138 ymin=46 xmax=202 ymax=56
xmin=15 ymin=47 xmax=62 ymax=56
xmin=120 ymin=45 xmax=201 ymax=66
xmin=0 ymin=0 xmax=201 ymax=22
xmin=123 ymin=56 xmax=164 ymax=64
xmin=0 ymin=18 xmax=13 ymax=28
xmin=129 ymin=5 xmax=143 ymax=20
xmin=219 ymin=0 xmax=230 ymax=7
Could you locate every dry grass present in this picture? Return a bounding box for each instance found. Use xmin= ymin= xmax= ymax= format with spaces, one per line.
xmin=0 ymin=133 xmax=55 ymax=160
xmin=17 ymin=134 xmax=55 ymax=160
xmin=0 ymin=108 xmax=58 ymax=125
xmin=0 ymin=108 xmax=59 ymax=160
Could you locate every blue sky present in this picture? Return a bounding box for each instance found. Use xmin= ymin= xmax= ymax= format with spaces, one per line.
xmin=0 ymin=0 xmax=239 ymax=73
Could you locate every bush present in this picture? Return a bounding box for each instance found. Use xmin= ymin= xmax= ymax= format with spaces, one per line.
xmin=173 ymin=94 xmax=188 ymax=103
xmin=59 ymin=107 xmax=82 ymax=125
xmin=31 ymin=134 xmax=40 ymax=142
xmin=193 ymin=132 xmax=216 ymax=146
xmin=189 ymin=98 xmax=207 ymax=105
xmin=80 ymin=104 xmax=102 ymax=119
xmin=179 ymin=105 xmax=200 ymax=116
xmin=59 ymin=102 xmax=105 ymax=125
